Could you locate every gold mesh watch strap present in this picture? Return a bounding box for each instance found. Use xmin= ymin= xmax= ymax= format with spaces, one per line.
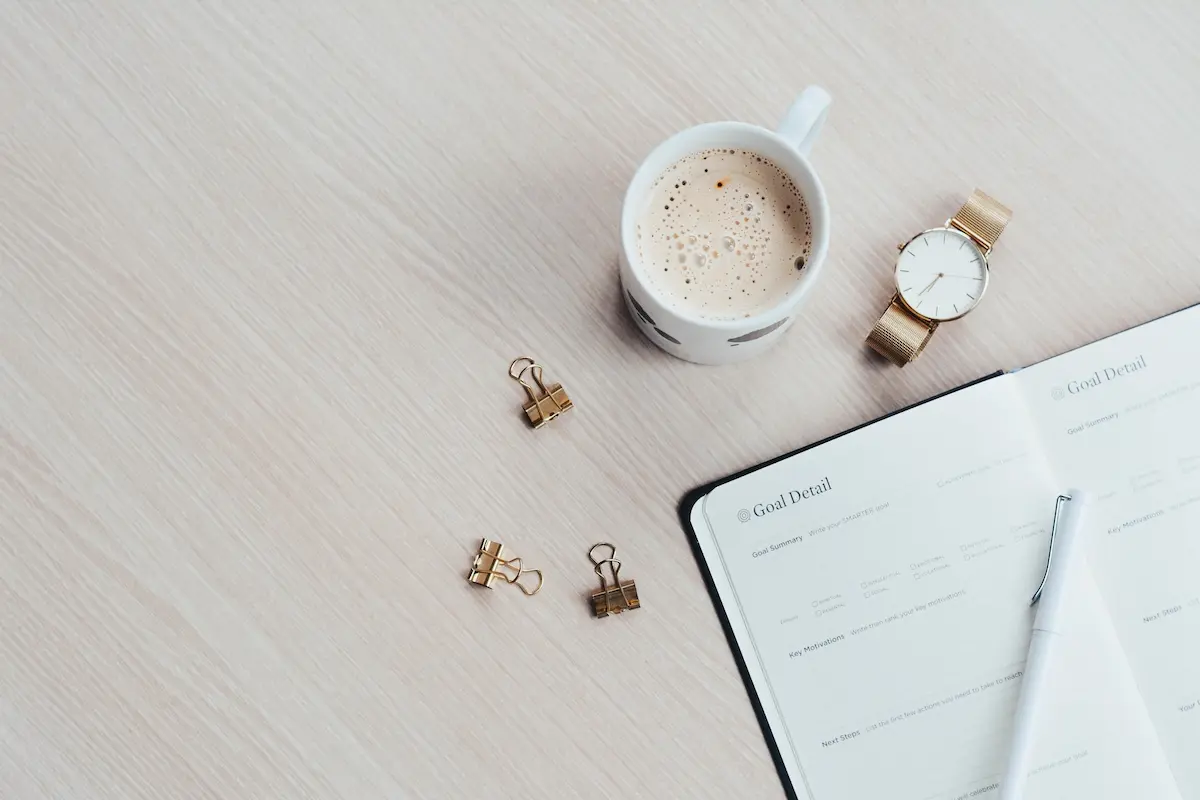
xmin=949 ymin=189 xmax=1012 ymax=252
xmin=866 ymin=299 xmax=937 ymax=367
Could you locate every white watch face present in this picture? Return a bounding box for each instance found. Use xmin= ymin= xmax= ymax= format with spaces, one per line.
xmin=895 ymin=228 xmax=989 ymax=321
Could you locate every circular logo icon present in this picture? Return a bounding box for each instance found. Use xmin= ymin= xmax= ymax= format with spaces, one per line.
xmin=737 ymin=508 xmax=752 ymax=523
xmin=1051 ymin=386 xmax=1066 ymax=401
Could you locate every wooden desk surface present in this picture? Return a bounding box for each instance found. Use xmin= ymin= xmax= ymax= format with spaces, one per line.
xmin=2 ymin=2 xmax=1198 ymax=797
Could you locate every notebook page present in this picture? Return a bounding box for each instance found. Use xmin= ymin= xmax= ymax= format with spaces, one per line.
xmin=692 ymin=374 xmax=1177 ymax=800
xmin=1015 ymin=305 xmax=1200 ymax=797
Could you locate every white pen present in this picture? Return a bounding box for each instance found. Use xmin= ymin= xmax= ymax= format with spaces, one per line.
xmin=999 ymin=490 xmax=1091 ymax=800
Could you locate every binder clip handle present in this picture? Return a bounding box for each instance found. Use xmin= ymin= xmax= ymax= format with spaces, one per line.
xmin=511 ymin=563 xmax=544 ymax=596
xmin=509 ymin=356 xmax=552 ymax=407
xmin=588 ymin=542 xmax=618 ymax=568
xmin=508 ymin=356 xmax=536 ymax=381
xmin=589 ymin=542 xmax=623 ymax=593
xmin=494 ymin=555 xmax=544 ymax=596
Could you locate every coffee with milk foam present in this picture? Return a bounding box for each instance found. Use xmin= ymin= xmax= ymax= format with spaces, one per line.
xmin=635 ymin=149 xmax=812 ymax=320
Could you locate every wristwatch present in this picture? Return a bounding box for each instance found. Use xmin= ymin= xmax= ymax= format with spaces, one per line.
xmin=866 ymin=189 xmax=1012 ymax=366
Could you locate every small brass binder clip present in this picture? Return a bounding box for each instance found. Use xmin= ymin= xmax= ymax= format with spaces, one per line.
xmin=509 ymin=356 xmax=573 ymax=428
xmin=588 ymin=542 xmax=640 ymax=617
xmin=467 ymin=538 xmax=543 ymax=596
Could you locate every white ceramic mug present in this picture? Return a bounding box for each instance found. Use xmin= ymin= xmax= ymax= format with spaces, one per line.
xmin=619 ymin=87 xmax=831 ymax=365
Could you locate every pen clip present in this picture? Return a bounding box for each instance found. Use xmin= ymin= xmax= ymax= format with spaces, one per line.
xmin=1031 ymin=494 xmax=1072 ymax=607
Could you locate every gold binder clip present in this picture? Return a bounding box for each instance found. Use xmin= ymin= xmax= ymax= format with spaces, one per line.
xmin=588 ymin=542 xmax=640 ymax=617
xmin=509 ymin=356 xmax=573 ymax=428
xmin=467 ymin=538 xmax=543 ymax=596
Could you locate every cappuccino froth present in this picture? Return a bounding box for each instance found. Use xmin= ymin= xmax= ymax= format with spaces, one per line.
xmin=635 ymin=149 xmax=812 ymax=320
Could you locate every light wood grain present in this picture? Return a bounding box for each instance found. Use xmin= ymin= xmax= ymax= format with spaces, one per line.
xmin=2 ymin=1 xmax=1199 ymax=797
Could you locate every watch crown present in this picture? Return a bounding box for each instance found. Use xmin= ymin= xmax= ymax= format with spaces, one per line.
xmin=897 ymin=242 xmax=906 ymax=251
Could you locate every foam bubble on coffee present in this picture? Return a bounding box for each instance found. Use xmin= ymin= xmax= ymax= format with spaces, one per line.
xmin=635 ymin=149 xmax=812 ymax=320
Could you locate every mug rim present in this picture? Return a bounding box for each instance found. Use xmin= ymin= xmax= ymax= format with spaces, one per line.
xmin=621 ymin=121 xmax=830 ymax=333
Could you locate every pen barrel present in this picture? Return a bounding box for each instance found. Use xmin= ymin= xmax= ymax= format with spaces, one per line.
xmin=1000 ymin=491 xmax=1090 ymax=800
xmin=999 ymin=631 xmax=1055 ymax=800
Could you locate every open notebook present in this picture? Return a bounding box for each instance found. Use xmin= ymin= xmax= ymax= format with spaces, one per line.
xmin=683 ymin=305 xmax=1200 ymax=800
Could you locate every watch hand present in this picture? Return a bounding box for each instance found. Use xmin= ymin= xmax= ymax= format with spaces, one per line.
xmin=917 ymin=274 xmax=942 ymax=296
xmin=941 ymin=273 xmax=984 ymax=280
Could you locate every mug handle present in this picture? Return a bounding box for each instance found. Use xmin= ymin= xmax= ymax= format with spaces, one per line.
xmin=776 ymin=86 xmax=832 ymax=158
